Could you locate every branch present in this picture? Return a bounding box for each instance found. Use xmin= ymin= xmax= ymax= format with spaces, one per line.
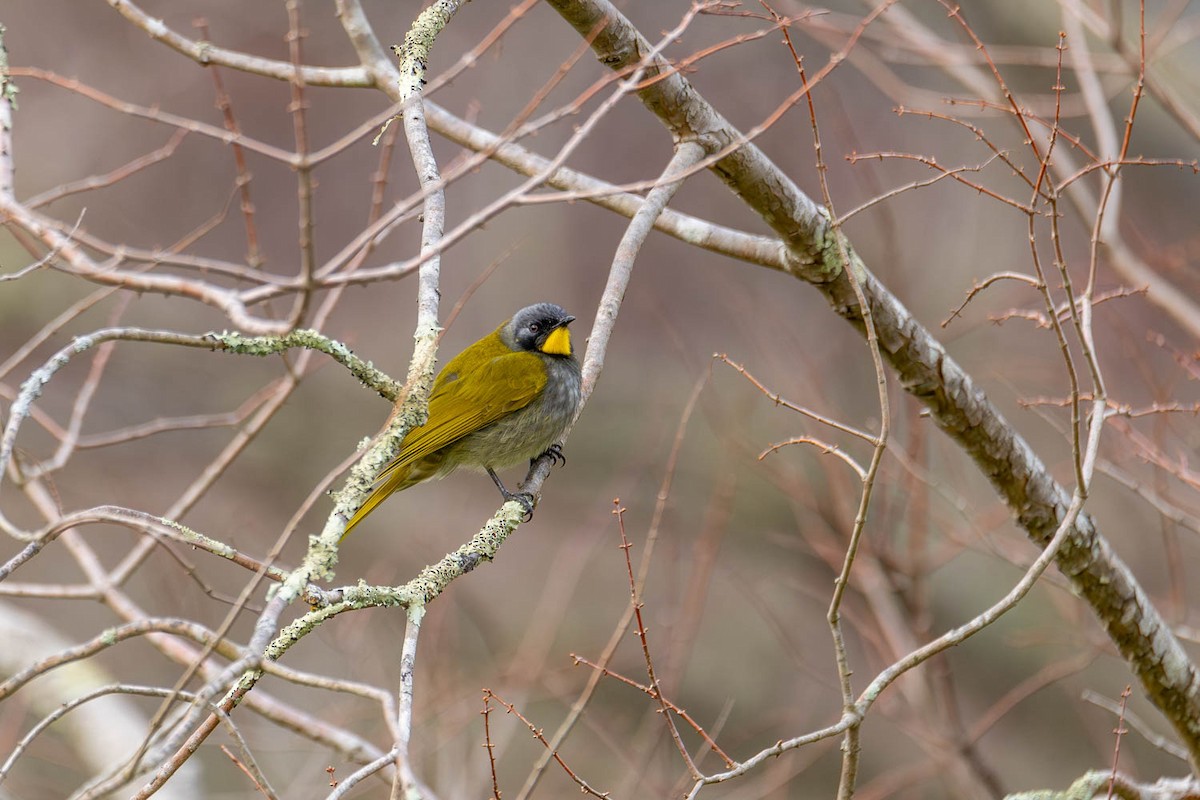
xmin=545 ymin=0 xmax=1200 ymax=768
xmin=96 ymin=0 xmax=787 ymax=273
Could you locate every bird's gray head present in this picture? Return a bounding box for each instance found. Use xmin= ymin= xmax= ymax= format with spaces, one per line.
xmin=505 ymin=303 xmax=577 ymax=357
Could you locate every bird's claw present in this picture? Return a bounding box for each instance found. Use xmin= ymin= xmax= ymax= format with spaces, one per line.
xmin=488 ymin=467 xmax=535 ymax=521
xmin=533 ymin=443 xmax=566 ymax=468
xmin=503 ymin=489 xmax=536 ymax=522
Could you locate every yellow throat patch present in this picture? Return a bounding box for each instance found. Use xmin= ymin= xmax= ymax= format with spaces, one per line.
xmin=540 ymin=326 xmax=572 ymax=356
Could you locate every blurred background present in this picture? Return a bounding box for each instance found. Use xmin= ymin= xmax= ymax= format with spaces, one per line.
xmin=1 ymin=1 xmax=1199 ymax=797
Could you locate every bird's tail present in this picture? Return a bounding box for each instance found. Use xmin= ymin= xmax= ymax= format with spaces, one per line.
xmin=341 ymin=461 xmax=417 ymax=540
xmin=341 ymin=445 xmax=454 ymax=540
xmin=341 ymin=485 xmax=390 ymax=541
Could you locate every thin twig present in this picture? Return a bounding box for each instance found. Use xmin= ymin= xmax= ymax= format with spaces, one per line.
xmin=571 ymin=653 xmax=734 ymax=768
xmin=485 ymin=691 xmax=610 ymax=798
xmin=612 ymin=502 xmax=700 ymax=778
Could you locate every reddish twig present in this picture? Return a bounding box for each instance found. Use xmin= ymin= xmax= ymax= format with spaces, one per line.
xmin=219 ymin=744 xmax=277 ymax=799
xmin=894 ymin=107 xmax=1035 ymax=190
xmin=941 ymin=271 xmax=1043 ymax=328
xmin=716 ymin=354 xmax=876 ymax=444
xmin=24 ymin=129 xmax=188 ymax=209
xmin=758 ymin=436 xmax=868 ymax=480
xmin=195 ymin=18 xmax=263 ymax=269
xmin=844 ymin=150 xmax=1028 ymax=213
xmin=1106 ymin=686 xmax=1132 ymax=800
xmin=570 ymin=653 xmax=735 ymax=768
xmin=481 ymin=692 xmax=502 ymax=800
xmin=612 ymin=501 xmax=700 ymax=777
xmin=285 ymin=0 xmax=316 ymax=329
xmin=482 ymin=690 xmax=609 ymax=798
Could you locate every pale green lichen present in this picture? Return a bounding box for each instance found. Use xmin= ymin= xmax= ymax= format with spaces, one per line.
xmin=374 ymin=0 xmax=469 ymax=143
xmin=205 ymin=329 xmax=400 ymax=399
xmin=392 ymin=0 xmax=467 ymax=100
xmin=1003 ymin=772 xmax=1115 ymax=800
xmin=0 ymin=24 xmax=17 ymax=109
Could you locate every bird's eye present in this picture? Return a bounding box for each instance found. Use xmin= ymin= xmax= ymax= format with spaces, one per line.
xmin=528 ymin=322 xmax=541 ymax=334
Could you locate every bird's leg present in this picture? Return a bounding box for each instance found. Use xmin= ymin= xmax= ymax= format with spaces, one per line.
xmin=487 ymin=467 xmax=535 ymax=521
xmin=531 ymin=443 xmax=566 ymax=468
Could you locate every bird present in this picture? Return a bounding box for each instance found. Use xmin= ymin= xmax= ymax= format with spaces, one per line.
xmin=342 ymin=302 xmax=582 ymax=538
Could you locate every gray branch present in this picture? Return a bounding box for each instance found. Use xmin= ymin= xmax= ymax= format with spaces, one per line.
xmin=543 ymin=0 xmax=1200 ymax=769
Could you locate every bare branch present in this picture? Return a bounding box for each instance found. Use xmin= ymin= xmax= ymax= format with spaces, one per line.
xmin=547 ymin=0 xmax=1200 ymax=767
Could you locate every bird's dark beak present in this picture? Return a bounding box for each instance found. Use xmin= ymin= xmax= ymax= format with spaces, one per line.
xmin=559 ymin=315 xmax=576 ymax=327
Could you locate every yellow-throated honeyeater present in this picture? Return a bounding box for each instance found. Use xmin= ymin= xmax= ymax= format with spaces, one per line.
xmin=343 ymin=303 xmax=582 ymax=537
